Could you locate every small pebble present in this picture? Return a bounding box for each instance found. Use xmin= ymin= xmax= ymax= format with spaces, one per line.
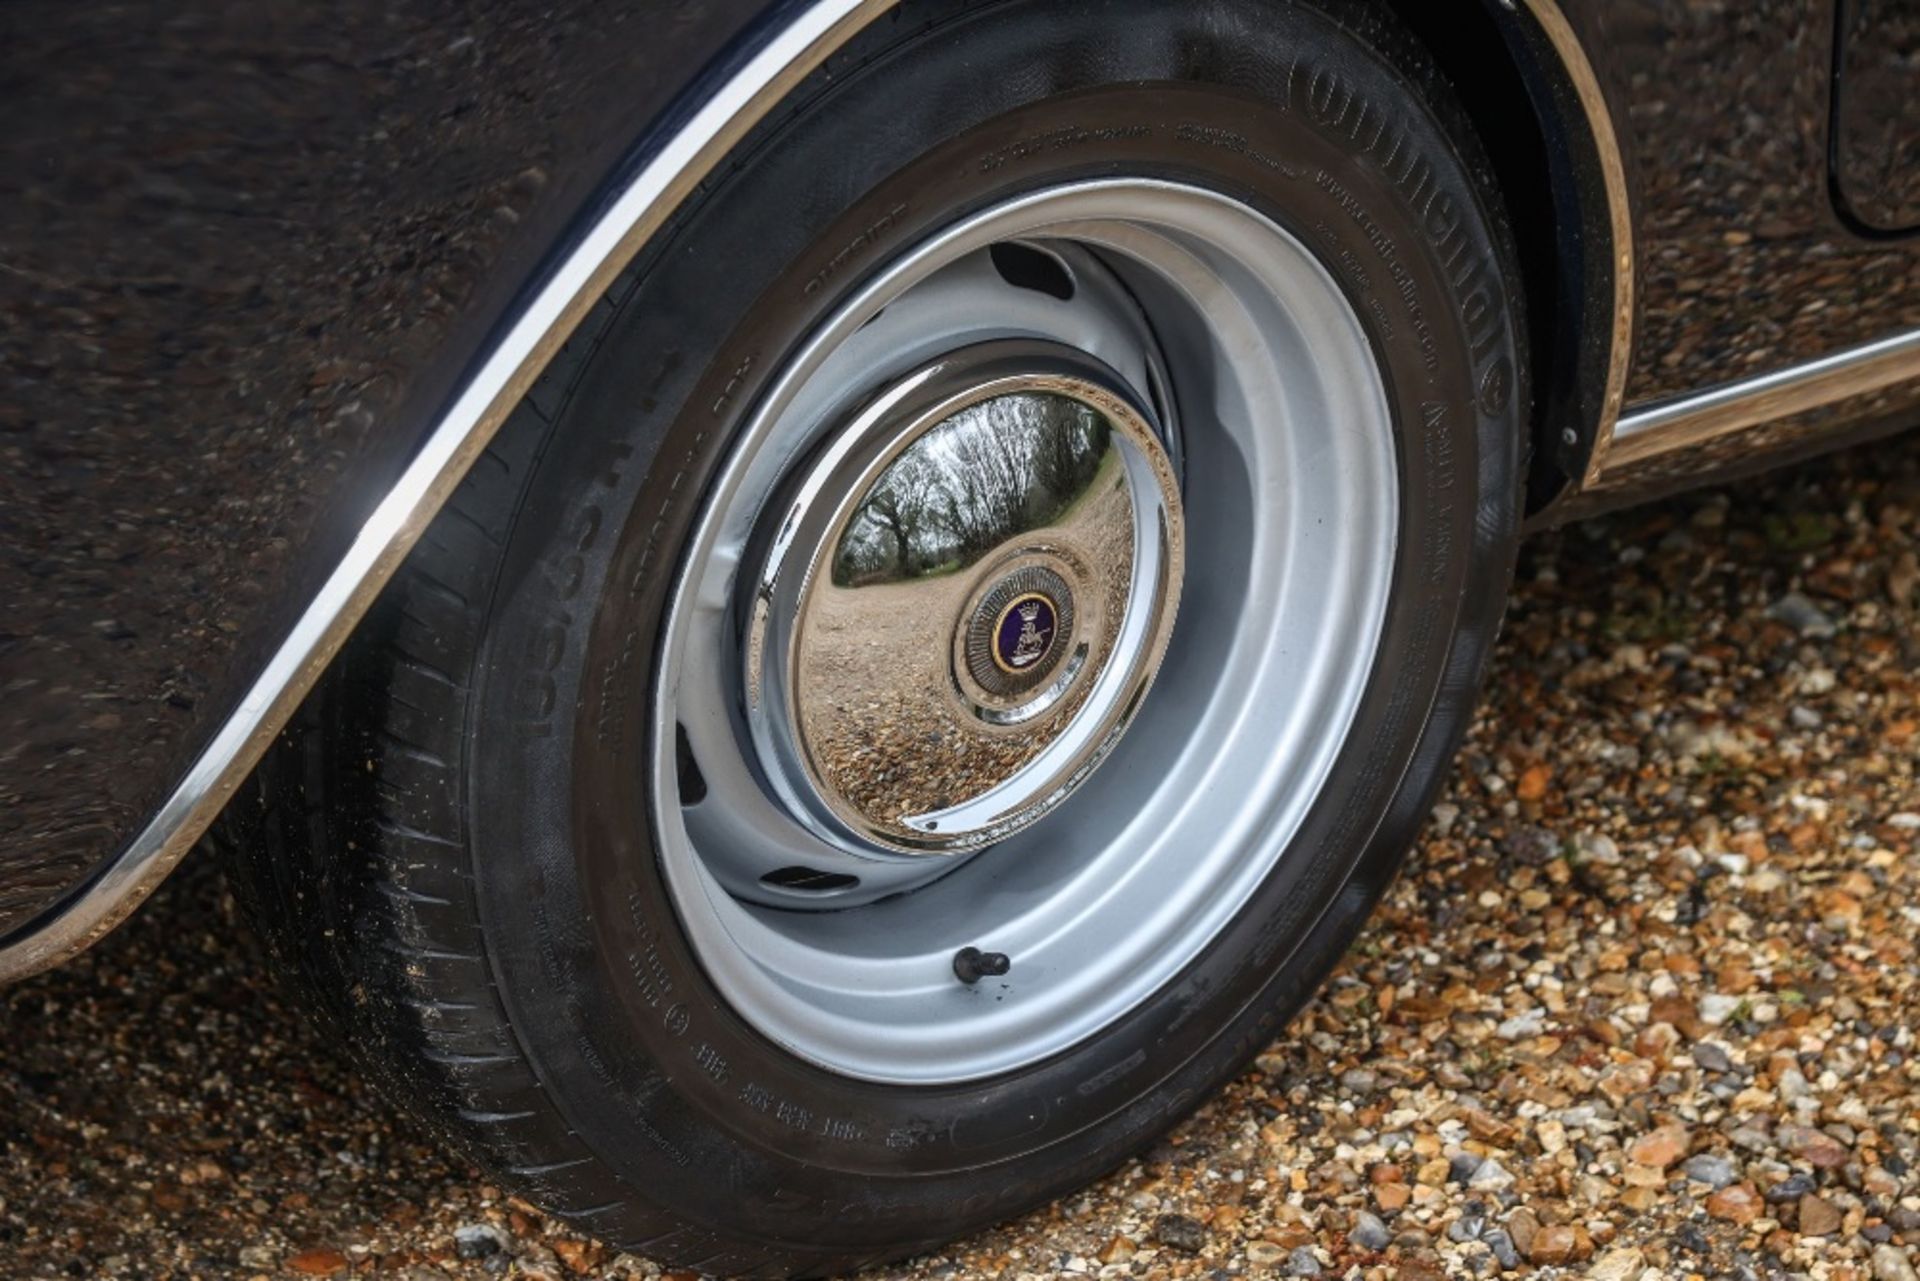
xmin=1245 ymin=1242 xmax=1287 ymax=1268
xmin=1691 ymin=1041 xmax=1735 ymax=1072
xmin=1681 ymin=1153 xmax=1739 ymax=1188
xmin=1767 ymin=1173 xmax=1819 ymax=1203
xmin=1482 ymin=1228 xmax=1520 ymax=1270
xmin=1766 ymin=590 xmax=1838 ymax=637
xmin=1468 ymin=1157 xmax=1515 ymax=1191
xmin=1589 ymin=1247 xmax=1646 ymax=1281
xmin=453 ymin=1225 xmax=506 ymax=1260
xmin=1874 ymin=1245 xmax=1920 ymax=1281
xmin=1799 ymin=1193 xmax=1843 ymax=1236
xmin=1150 ymin=1214 xmax=1206 ymax=1255
xmin=1349 ymin=1211 xmax=1393 ymax=1251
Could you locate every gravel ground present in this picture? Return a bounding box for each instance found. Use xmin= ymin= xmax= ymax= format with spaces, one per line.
xmin=5 ymin=433 xmax=1920 ymax=1280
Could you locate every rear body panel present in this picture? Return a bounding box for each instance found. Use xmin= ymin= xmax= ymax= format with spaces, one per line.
xmin=2 ymin=0 xmax=769 ymax=935
xmin=1568 ymin=0 xmax=1920 ymax=509
xmin=3 ymin=0 xmax=1917 ymax=964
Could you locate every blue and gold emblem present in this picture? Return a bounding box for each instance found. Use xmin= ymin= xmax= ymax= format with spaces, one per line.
xmin=992 ymin=592 xmax=1058 ymax=673
xmin=965 ymin=565 xmax=1074 ymax=698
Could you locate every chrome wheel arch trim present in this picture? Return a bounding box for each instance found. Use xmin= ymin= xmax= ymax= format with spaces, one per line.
xmin=1512 ymin=0 xmax=1637 ymax=487
xmin=0 ymin=0 xmax=904 ymax=983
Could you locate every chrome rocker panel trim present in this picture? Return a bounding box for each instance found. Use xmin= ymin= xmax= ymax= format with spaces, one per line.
xmin=0 ymin=0 xmax=903 ymax=983
xmin=1600 ymin=329 xmax=1920 ymax=473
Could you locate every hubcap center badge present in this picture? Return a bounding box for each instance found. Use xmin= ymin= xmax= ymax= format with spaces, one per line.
xmin=993 ymin=592 xmax=1057 ymax=673
xmin=964 ymin=564 xmax=1076 ymax=700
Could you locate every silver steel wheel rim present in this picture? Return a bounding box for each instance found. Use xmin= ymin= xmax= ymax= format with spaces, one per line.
xmin=653 ymin=180 xmax=1398 ymax=1084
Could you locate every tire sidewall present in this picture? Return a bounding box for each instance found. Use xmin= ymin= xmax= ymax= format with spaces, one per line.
xmin=466 ymin=0 xmax=1523 ymax=1252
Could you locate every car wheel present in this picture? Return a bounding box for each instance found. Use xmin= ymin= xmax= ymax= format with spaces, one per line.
xmin=226 ymin=0 xmax=1527 ymax=1272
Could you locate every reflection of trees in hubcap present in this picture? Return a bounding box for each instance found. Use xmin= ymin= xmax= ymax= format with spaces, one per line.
xmin=831 ymin=392 xmax=1112 ymax=587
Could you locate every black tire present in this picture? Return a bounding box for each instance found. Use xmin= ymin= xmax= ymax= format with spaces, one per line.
xmin=223 ymin=1 xmax=1527 ymax=1273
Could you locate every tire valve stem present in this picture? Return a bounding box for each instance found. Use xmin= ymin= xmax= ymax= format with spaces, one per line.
xmin=953 ymin=947 xmax=1011 ymax=985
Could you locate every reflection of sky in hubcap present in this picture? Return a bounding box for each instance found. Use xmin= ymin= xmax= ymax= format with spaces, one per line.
xmin=831 ymin=392 xmax=1110 ymax=587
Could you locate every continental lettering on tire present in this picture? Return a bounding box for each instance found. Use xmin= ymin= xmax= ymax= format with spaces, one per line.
xmin=1290 ymin=58 xmax=1513 ymax=406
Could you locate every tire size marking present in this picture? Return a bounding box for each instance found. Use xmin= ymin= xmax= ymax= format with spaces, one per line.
xmin=803 ymin=204 xmax=908 ymax=297
xmin=976 ymin=123 xmax=1153 ymax=174
xmin=622 ymin=892 xmax=676 ymax=1013
xmin=738 ymin=1081 xmax=868 ymax=1143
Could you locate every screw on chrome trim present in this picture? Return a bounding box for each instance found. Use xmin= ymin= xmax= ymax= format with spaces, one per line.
xmin=953 ymin=947 xmax=1012 ymax=984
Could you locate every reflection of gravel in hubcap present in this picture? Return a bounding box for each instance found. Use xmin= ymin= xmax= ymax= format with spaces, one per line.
xmin=966 ymin=566 xmax=1074 ymax=696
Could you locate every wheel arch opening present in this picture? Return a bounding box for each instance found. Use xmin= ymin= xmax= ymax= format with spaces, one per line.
xmin=1381 ymin=0 xmax=1628 ymax=513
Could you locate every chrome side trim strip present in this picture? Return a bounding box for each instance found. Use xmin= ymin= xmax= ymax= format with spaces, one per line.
xmin=1600 ymin=329 xmax=1920 ymax=473
xmin=1516 ymin=0 xmax=1636 ymax=486
xmin=0 ymin=0 xmax=899 ymax=983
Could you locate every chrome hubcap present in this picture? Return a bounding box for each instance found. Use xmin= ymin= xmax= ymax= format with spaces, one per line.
xmin=745 ymin=344 xmax=1183 ymax=853
xmin=653 ymin=180 xmax=1398 ymax=1083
